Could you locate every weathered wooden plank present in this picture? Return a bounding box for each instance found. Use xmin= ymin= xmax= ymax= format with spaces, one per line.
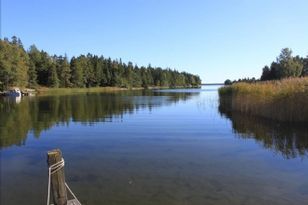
xmin=47 ymin=149 xmax=68 ymax=205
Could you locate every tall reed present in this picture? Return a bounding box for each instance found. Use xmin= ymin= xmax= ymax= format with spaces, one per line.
xmin=218 ymin=77 xmax=308 ymax=122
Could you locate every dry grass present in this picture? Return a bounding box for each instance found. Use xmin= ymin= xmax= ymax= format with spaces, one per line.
xmin=219 ymin=77 xmax=308 ymax=122
xmin=35 ymin=86 xmax=143 ymax=96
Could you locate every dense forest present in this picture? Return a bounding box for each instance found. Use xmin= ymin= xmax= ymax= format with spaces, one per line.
xmin=0 ymin=36 xmax=201 ymax=91
xmin=224 ymin=48 xmax=308 ymax=85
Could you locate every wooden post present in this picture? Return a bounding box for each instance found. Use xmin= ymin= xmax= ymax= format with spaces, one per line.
xmin=47 ymin=149 xmax=68 ymax=205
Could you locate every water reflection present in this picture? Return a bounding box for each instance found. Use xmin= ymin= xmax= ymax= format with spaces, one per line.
xmin=218 ymin=95 xmax=308 ymax=159
xmin=2 ymin=87 xmax=308 ymax=205
xmin=0 ymin=90 xmax=198 ymax=149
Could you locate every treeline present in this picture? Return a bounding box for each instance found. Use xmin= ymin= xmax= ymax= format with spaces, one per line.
xmin=224 ymin=48 xmax=308 ymax=85
xmin=260 ymin=48 xmax=308 ymax=81
xmin=0 ymin=36 xmax=201 ymax=90
xmin=224 ymin=77 xmax=257 ymax=85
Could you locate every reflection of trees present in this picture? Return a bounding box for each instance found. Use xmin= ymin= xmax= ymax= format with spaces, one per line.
xmin=0 ymin=91 xmax=198 ymax=148
xmin=219 ymin=96 xmax=308 ymax=159
xmin=0 ymin=98 xmax=32 ymax=147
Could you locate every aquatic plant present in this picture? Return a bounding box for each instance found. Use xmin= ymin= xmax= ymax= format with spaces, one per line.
xmin=218 ymin=77 xmax=308 ymax=122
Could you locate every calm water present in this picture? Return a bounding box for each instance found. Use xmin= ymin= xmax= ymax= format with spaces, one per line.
xmin=1 ymin=86 xmax=308 ymax=205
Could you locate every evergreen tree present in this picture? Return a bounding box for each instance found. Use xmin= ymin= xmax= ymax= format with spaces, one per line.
xmin=302 ymin=56 xmax=308 ymax=76
xmin=261 ymin=48 xmax=304 ymax=80
xmin=276 ymin=48 xmax=303 ymax=78
xmin=56 ymin=55 xmax=72 ymax=87
xmin=28 ymin=61 xmax=37 ymax=87
xmin=47 ymin=63 xmax=59 ymax=87
xmin=224 ymin=79 xmax=232 ymax=85
xmin=260 ymin=66 xmax=271 ymax=81
xmin=0 ymin=37 xmax=29 ymax=89
xmin=70 ymin=56 xmax=85 ymax=87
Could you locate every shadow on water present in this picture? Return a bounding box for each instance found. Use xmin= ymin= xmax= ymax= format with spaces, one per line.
xmin=218 ymin=95 xmax=308 ymax=159
xmin=0 ymin=90 xmax=198 ymax=149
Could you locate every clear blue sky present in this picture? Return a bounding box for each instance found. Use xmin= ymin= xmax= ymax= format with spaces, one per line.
xmin=2 ymin=0 xmax=308 ymax=83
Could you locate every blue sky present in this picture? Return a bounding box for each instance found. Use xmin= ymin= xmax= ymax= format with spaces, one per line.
xmin=2 ymin=0 xmax=308 ymax=83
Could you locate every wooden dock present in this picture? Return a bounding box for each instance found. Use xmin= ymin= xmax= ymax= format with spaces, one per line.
xmin=47 ymin=149 xmax=81 ymax=205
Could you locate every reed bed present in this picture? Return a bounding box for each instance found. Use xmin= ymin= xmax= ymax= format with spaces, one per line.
xmin=218 ymin=77 xmax=308 ymax=122
xmin=35 ymin=86 xmax=140 ymax=96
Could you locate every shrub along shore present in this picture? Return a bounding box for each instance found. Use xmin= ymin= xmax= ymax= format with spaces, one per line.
xmin=35 ymin=86 xmax=136 ymax=96
xmin=219 ymin=77 xmax=308 ymax=122
xmin=33 ymin=85 xmax=201 ymax=96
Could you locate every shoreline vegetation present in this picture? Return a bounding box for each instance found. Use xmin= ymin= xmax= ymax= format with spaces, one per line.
xmin=0 ymin=36 xmax=201 ymax=92
xmin=0 ymin=85 xmax=201 ymax=97
xmin=34 ymin=85 xmax=201 ymax=96
xmin=220 ymin=48 xmax=308 ymax=122
xmin=219 ymin=77 xmax=308 ymax=122
xmin=35 ymin=86 xmax=137 ymax=96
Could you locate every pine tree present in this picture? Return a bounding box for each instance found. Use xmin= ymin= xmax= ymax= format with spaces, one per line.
xmin=28 ymin=61 xmax=37 ymax=87
xmin=70 ymin=57 xmax=85 ymax=87
xmin=56 ymin=55 xmax=72 ymax=87
xmin=48 ymin=63 xmax=59 ymax=87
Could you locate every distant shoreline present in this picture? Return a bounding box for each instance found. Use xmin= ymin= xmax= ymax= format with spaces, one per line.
xmin=202 ymin=83 xmax=224 ymax=85
xmin=0 ymin=85 xmax=202 ymax=96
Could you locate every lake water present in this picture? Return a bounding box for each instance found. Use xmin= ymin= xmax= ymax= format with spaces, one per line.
xmin=1 ymin=86 xmax=308 ymax=205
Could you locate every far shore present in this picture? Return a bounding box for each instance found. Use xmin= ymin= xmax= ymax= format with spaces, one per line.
xmin=35 ymin=86 xmax=141 ymax=96
xmin=1 ymin=85 xmax=202 ymax=96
